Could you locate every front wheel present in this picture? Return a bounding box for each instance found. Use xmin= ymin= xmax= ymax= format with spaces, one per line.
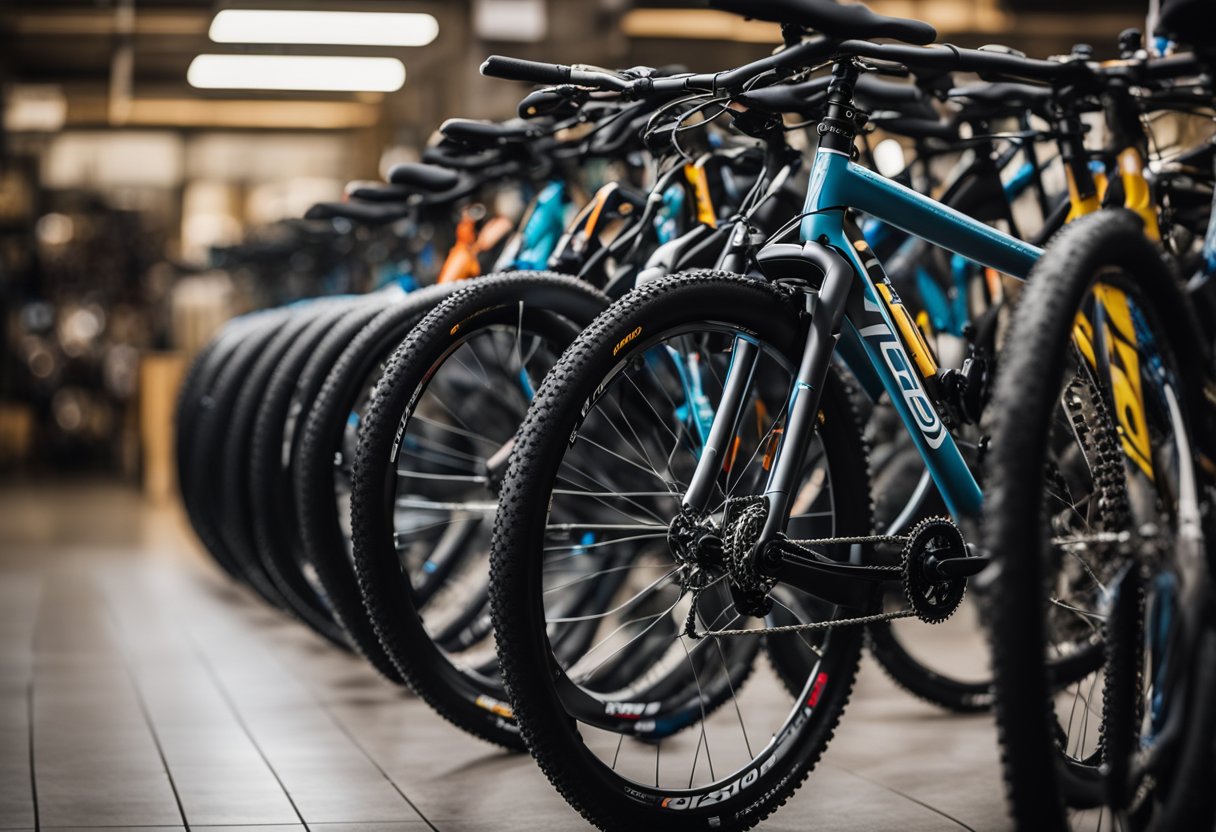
xmin=983 ymin=210 xmax=1216 ymax=831
xmin=490 ymin=271 xmax=874 ymax=831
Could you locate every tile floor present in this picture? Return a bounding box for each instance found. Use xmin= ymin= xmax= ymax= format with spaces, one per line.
xmin=0 ymin=480 xmax=1012 ymax=831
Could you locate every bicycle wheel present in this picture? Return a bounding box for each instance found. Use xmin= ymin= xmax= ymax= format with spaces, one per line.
xmin=293 ymin=283 xmax=458 ymax=683
xmin=491 ymin=271 xmax=873 ymax=831
xmin=351 ymin=272 xmax=609 ymax=748
xmin=218 ymin=302 xmax=345 ymax=629
xmin=246 ymin=298 xmax=363 ymax=647
xmin=177 ymin=315 xmax=261 ymax=581
xmin=187 ymin=307 xmax=294 ymax=604
xmin=983 ymin=210 xmax=1216 ymax=830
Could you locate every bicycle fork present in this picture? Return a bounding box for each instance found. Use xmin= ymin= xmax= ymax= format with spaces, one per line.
xmin=681 ymin=244 xmax=854 ymax=549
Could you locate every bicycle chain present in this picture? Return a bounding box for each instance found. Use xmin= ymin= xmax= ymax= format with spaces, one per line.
xmin=685 ymin=530 xmax=908 ymax=639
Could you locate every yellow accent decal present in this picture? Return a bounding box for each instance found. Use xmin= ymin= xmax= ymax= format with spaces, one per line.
xmin=1095 ymin=285 xmax=1154 ymax=479
xmin=613 ymin=326 xmax=643 ymax=356
xmin=683 ymin=163 xmax=717 ymax=228
xmin=876 ymin=282 xmax=939 ymax=380
xmin=474 ymin=695 xmax=514 ymax=719
xmin=1065 ymin=166 xmax=1101 ymax=222
xmin=1116 ymin=148 xmax=1160 ymax=240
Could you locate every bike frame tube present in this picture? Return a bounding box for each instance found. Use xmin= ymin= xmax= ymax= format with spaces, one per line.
xmin=795 ymin=148 xmax=1044 ymax=518
xmin=685 ymin=146 xmax=1045 ymax=527
xmin=800 ymin=149 xmax=1042 ymax=279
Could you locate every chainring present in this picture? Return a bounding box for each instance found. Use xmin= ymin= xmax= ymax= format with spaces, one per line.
xmin=902 ymin=516 xmax=969 ymax=624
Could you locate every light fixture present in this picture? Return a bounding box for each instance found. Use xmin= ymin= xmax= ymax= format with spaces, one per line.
xmin=187 ymin=55 xmax=405 ymax=92
xmin=209 ymin=9 xmax=438 ymax=47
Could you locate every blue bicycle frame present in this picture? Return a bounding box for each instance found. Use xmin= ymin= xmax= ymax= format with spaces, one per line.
xmin=683 ymin=144 xmax=1044 ymax=533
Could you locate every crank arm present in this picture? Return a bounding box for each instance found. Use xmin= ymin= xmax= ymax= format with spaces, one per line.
xmin=924 ymin=554 xmax=990 ymax=579
xmin=765 ymin=544 xmax=897 ymax=610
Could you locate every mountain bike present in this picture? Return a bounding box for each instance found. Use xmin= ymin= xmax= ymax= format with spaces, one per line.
xmin=482 ymin=1 xmax=1211 ymax=827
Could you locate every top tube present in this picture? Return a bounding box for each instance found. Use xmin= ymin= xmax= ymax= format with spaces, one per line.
xmin=800 ymin=149 xmax=1043 ymax=279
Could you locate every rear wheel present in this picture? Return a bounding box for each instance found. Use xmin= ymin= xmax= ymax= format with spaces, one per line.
xmin=490 ymin=272 xmax=873 ymax=831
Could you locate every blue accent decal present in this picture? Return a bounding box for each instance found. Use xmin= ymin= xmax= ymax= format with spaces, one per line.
xmin=655 ymin=184 xmax=686 ymax=244
xmin=519 ymin=368 xmax=536 ymax=401
xmin=513 ymin=180 xmax=568 ymax=270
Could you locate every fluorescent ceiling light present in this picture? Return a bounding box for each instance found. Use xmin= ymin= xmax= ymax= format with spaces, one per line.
xmin=188 ymin=55 xmax=405 ymax=92
xmin=209 ymin=9 xmax=438 ymax=46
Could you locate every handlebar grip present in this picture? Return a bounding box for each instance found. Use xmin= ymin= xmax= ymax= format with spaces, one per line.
xmin=1145 ymin=51 xmax=1201 ymax=80
xmin=481 ymin=55 xmax=572 ymax=85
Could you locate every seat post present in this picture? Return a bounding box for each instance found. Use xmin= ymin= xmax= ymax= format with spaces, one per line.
xmin=816 ymin=59 xmax=862 ymax=154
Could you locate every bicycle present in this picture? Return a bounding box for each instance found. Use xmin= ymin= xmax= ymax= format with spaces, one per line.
xmin=482 ymin=1 xmax=1211 ymax=827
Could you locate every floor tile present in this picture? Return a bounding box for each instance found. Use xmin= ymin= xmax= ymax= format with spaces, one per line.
xmin=0 ymin=480 xmax=1018 ymax=831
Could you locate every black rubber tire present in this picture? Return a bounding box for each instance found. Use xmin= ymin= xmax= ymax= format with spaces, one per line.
xmin=863 ymin=442 xmax=990 ymax=712
xmin=177 ymin=314 xmax=265 ymax=581
xmin=490 ymin=271 xmax=867 ymax=832
xmin=218 ymin=304 xmax=340 ymax=616
xmin=222 ymin=299 xmax=356 ymax=646
xmin=187 ymin=308 xmax=294 ymax=602
xmin=982 ymin=210 xmax=1216 ymax=831
xmin=293 ymin=283 xmax=459 ymax=684
xmin=247 ymin=299 xmax=370 ymax=649
xmin=351 ymin=272 xmax=610 ymax=748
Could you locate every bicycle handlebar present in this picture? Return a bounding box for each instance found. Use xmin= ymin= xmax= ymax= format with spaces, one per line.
xmin=484 ymin=38 xmax=1206 ymax=106
xmin=839 ymin=41 xmax=1082 ymax=83
xmin=481 ymin=56 xmax=631 ymax=91
xmin=483 ymin=36 xmax=838 ymax=98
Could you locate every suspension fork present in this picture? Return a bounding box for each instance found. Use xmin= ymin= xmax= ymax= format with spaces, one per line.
xmin=679 ymin=243 xmax=855 ymax=545
xmin=755 ymin=245 xmax=853 ymax=545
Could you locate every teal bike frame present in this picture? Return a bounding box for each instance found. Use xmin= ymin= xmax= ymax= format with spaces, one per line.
xmin=682 ymin=141 xmax=1044 ymax=537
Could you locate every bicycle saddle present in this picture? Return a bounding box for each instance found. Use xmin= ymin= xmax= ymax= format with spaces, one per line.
xmin=854 ymin=75 xmax=924 ymax=105
xmin=870 ymin=112 xmax=958 ymax=141
xmin=385 ymin=163 xmax=461 ymax=192
xmin=304 ymin=200 xmax=408 ymax=225
xmin=947 ymin=81 xmax=1052 ymax=107
xmin=736 ymin=76 xmax=832 ymax=116
xmin=709 ymin=0 xmax=936 ymax=46
xmin=440 ymin=118 xmax=540 ymax=146
xmin=344 ymin=181 xmax=417 ymax=203
xmin=421 ymin=141 xmax=511 ymax=171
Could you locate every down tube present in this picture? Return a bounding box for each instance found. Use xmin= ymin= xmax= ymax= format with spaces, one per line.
xmin=834 ymin=225 xmax=983 ymax=519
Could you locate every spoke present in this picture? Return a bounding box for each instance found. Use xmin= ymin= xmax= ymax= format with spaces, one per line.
xmin=543 ymin=562 xmax=671 ymax=594
xmin=566 ymin=600 xmax=683 ymax=682
xmin=768 ymin=595 xmax=825 ymax=658
xmin=412 ymin=412 xmax=504 ymax=447
xmin=454 ymin=344 xmax=495 ymax=392
xmin=417 ymin=392 xmax=484 ymax=440
xmin=399 ymin=433 xmax=487 ymax=469
xmin=543 ymin=532 xmax=667 ymax=558
xmin=566 ymin=575 xmax=729 ymax=683
xmin=600 ymin=388 xmax=672 ymax=492
xmin=396 ymin=496 xmax=497 ymax=512
xmin=620 ymin=371 xmax=687 ymax=456
xmin=552 ymin=489 xmax=679 ymax=499
xmin=398 ymin=470 xmax=488 ymax=484
xmin=545 ymin=568 xmax=679 ymax=624
xmin=1048 ymin=598 xmax=1108 ymax=624
xmin=677 ymin=633 xmax=716 ymax=783
xmin=714 ymin=633 xmax=753 ymax=759
xmin=555 ymin=459 xmax=674 ymax=526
